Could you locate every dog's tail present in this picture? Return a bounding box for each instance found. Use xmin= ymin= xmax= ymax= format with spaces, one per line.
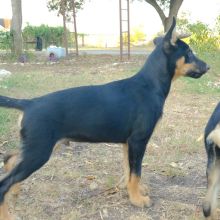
xmin=0 ymin=95 xmax=31 ymax=111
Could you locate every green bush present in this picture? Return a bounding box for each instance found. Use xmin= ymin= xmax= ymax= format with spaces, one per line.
xmin=0 ymin=31 xmax=12 ymax=50
xmin=23 ymin=24 xmax=68 ymax=48
xmin=216 ymin=15 xmax=220 ymax=34
xmin=177 ymin=15 xmax=219 ymax=54
xmin=130 ymin=26 xmax=146 ymax=45
xmin=187 ymin=22 xmax=219 ymax=54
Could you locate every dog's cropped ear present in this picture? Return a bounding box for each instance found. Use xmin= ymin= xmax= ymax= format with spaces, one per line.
xmin=163 ymin=17 xmax=177 ymax=54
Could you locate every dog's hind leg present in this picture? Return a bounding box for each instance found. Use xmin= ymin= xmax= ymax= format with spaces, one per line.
xmin=4 ymin=153 xmax=21 ymax=198
xmin=0 ymin=136 xmax=56 ymax=206
xmin=0 ymin=201 xmax=14 ymax=220
xmin=203 ymin=146 xmax=220 ymax=219
xmin=0 ymin=154 xmax=22 ymax=220
xmin=126 ymin=137 xmax=152 ymax=208
xmin=207 ymin=124 xmax=220 ymax=147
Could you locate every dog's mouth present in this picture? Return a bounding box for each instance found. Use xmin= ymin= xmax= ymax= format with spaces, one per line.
xmin=186 ymin=65 xmax=210 ymax=79
xmin=187 ymin=71 xmax=205 ymax=78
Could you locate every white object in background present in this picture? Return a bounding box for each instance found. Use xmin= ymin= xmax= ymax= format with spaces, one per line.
xmin=46 ymin=46 xmax=66 ymax=59
xmin=0 ymin=69 xmax=11 ymax=77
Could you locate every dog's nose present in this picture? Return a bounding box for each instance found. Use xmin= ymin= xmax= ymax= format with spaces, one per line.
xmin=206 ymin=65 xmax=210 ymax=71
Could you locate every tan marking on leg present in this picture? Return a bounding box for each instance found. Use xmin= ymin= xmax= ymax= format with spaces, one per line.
xmin=53 ymin=138 xmax=71 ymax=152
xmin=0 ymin=201 xmax=15 ymax=220
xmin=139 ymin=184 xmax=150 ymax=195
xmin=173 ymin=57 xmax=196 ymax=80
xmin=121 ymin=144 xmax=130 ymax=188
xmin=127 ymin=174 xmax=151 ymax=207
xmin=118 ymin=144 xmax=130 ymax=189
xmin=1 ymin=153 xmax=22 ymax=219
xmin=17 ymin=113 xmax=23 ymax=128
xmin=4 ymin=154 xmax=21 ymax=197
xmin=207 ymin=123 xmax=220 ymax=147
xmin=119 ymin=144 xmax=149 ymax=194
xmin=4 ymin=154 xmax=18 ymax=172
xmin=203 ymin=158 xmax=220 ymax=219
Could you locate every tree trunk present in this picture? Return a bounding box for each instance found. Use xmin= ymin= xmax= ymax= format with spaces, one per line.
xmin=72 ymin=0 xmax=79 ymax=56
xmin=11 ymin=0 xmax=23 ymax=57
xmin=144 ymin=0 xmax=183 ymax=32
xmin=62 ymin=12 xmax=69 ymax=56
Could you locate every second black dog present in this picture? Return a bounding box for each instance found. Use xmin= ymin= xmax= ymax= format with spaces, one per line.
xmin=203 ymin=102 xmax=220 ymax=219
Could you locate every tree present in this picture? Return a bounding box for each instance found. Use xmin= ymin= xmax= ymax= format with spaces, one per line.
xmin=11 ymin=0 xmax=23 ymax=57
xmin=47 ymin=0 xmax=86 ymax=56
xmin=47 ymin=0 xmax=69 ymax=55
xmin=138 ymin=0 xmax=183 ymax=32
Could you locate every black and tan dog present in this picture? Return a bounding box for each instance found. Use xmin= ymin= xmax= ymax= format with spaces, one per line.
xmin=203 ymin=102 xmax=220 ymax=219
xmin=0 ymin=18 xmax=209 ymax=219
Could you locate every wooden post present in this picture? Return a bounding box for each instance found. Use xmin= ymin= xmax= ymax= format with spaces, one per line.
xmin=119 ymin=0 xmax=130 ymax=61
xmin=127 ymin=0 xmax=130 ymax=60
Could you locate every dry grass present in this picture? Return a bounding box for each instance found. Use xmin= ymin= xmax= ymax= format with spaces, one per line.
xmin=0 ymin=53 xmax=219 ymax=219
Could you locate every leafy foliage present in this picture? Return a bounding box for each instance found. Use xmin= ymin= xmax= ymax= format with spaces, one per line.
xmin=216 ymin=15 xmax=220 ymax=35
xmin=23 ymin=24 xmax=67 ymax=48
xmin=47 ymin=0 xmax=86 ymax=19
xmin=0 ymin=31 xmax=12 ymax=50
xmin=188 ymin=22 xmax=219 ymax=54
xmin=156 ymin=0 xmax=170 ymax=10
xmin=177 ymin=16 xmax=219 ymax=54
xmin=130 ymin=26 xmax=146 ymax=45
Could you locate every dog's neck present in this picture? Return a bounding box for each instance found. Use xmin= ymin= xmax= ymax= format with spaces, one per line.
xmin=137 ymin=48 xmax=173 ymax=98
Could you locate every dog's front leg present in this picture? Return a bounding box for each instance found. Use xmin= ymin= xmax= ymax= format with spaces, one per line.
xmin=203 ymin=147 xmax=220 ymax=219
xmin=120 ymin=144 xmax=149 ymax=195
xmin=126 ymin=138 xmax=152 ymax=208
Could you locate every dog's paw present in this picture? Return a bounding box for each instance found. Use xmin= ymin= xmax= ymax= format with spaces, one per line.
xmin=203 ymin=201 xmax=211 ymax=218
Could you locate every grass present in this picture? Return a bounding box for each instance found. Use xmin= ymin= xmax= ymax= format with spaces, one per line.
xmin=0 ymin=55 xmax=139 ymax=150
xmin=181 ymin=51 xmax=220 ymax=95
xmin=182 ymin=74 xmax=220 ymax=94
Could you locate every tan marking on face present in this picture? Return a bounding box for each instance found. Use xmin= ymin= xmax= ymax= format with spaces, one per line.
xmin=127 ymin=173 xmax=151 ymax=207
xmin=207 ymin=123 xmax=220 ymax=147
xmin=173 ymin=57 xmax=196 ymax=80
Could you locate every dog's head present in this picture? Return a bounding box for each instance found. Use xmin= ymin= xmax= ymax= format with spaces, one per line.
xmin=153 ymin=18 xmax=210 ymax=79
